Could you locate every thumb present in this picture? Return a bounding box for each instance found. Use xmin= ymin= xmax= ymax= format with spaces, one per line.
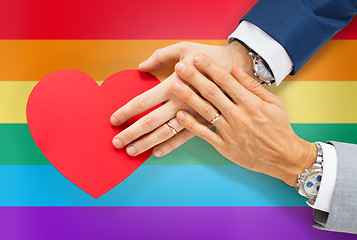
xmin=138 ymin=43 xmax=182 ymax=72
xmin=232 ymin=66 xmax=281 ymax=105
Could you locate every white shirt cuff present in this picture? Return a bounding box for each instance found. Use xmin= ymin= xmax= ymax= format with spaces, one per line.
xmin=228 ymin=21 xmax=293 ymax=85
xmin=307 ymin=142 xmax=337 ymax=213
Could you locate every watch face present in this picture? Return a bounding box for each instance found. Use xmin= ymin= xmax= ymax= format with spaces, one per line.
xmin=257 ymin=58 xmax=273 ymax=80
xmin=303 ymin=173 xmax=322 ymax=197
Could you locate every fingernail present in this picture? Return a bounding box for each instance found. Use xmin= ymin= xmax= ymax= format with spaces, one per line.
xmin=126 ymin=146 xmax=137 ymax=156
xmin=238 ymin=67 xmax=247 ymax=77
xmin=138 ymin=61 xmax=147 ymax=68
xmin=177 ymin=112 xmax=186 ymax=121
xmin=113 ymin=138 xmax=123 ymax=148
xmin=110 ymin=116 xmax=119 ymax=126
xmin=173 ymin=82 xmax=182 ymax=92
xmin=154 ymin=149 xmax=163 ymax=157
xmin=175 ymin=62 xmax=186 ymax=74
xmin=194 ymin=54 xmax=204 ymax=63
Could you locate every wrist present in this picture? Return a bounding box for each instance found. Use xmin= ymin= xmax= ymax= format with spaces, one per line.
xmin=281 ymin=138 xmax=317 ymax=186
xmin=226 ymin=40 xmax=254 ymax=77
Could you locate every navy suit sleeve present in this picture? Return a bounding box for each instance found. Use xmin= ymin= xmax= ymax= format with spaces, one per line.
xmin=241 ymin=0 xmax=357 ymax=74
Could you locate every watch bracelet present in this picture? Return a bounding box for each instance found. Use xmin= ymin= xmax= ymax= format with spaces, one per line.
xmin=296 ymin=142 xmax=324 ymax=191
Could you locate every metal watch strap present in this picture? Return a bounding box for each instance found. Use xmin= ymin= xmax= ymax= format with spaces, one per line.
xmin=235 ymin=39 xmax=252 ymax=52
xmin=296 ymin=142 xmax=324 ymax=200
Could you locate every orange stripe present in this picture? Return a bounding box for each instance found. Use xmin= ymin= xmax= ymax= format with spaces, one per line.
xmin=285 ymin=40 xmax=357 ymax=81
xmin=0 ymin=40 xmax=356 ymax=81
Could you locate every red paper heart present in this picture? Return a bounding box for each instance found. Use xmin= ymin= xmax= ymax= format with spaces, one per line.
xmin=26 ymin=70 xmax=160 ymax=198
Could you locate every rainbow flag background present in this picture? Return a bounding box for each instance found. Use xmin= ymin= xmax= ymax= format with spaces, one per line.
xmin=1 ymin=0 xmax=357 ymax=239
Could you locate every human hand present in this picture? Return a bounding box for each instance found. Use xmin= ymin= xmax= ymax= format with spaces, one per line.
xmin=171 ymin=53 xmax=317 ymax=186
xmin=111 ymin=41 xmax=253 ymax=157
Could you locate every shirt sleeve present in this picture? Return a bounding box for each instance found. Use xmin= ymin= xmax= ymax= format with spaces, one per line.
xmin=228 ymin=21 xmax=293 ymax=85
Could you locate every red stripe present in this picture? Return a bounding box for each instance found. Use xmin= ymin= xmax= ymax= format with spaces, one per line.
xmin=0 ymin=0 xmax=355 ymax=39
xmin=335 ymin=18 xmax=357 ymax=39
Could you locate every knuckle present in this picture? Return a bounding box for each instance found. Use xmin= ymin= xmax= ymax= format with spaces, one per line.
xmin=183 ymin=90 xmax=194 ymax=102
xmin=166 ymin=141 xmax=175 ymax=151
xmin=187 ymin=69 xmax=196 ymax=81
xmin=246 ymin=99 xmax=263 ymax=113
xmin=153 ymin=49 xmax=162 ymax=57
xmin=115 ymin=110 xmax=127 ymax=122
xmin=180 ymin=41 xmax=194 ymax=48
xmin=137 ymin=140 xmax=149 ymax=152
xmin=122 ymin=130 xmax=134 ymax=143
xmin=216 ymin=71 xmax=231 ymax=84
xmin=141 ymin=117 xmax=156 ymax=129
xmin=199 ymin=128 xmax=208 ymax=140
xmin=204 ymin=84 xmax=217 ymax=97
xmin=238 ymin=93 xmax=249 ymax=105
xmin=178 ymin=41 xmax=189 ymax=48
xmin=202 ymin=104 xmax=213 ymax=117
xmin=238 ymin=116 xmax=250 ymax=129
xmin=151 ymin=49 xmax=164 ymax=61
xmin=187 ymin=121 xmax=196 ymax=131
xmin=229 ymin=108 xmax=241 ymax=120
xmin=175 ymin=42 xmax=190 ymax=56
xmin=161 ymin=127 xmax=172 ymax=138
xmin=245 ymin=103 xmax=256 ymax=114
xmin=134 ymin=98 xmax=146 ymax=111
xmin=175 ymin=99 xmax=189 ymax=109
xmin=201 ymin=57 xmax=212 ymax=67
xmin=247 ymin=78 xmax=261 ymax=91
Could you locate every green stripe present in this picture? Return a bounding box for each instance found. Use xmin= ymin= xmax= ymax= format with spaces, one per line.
xmin=1 ymin=123 xmax=357 ymax=165
xmin=1 ymin=124 xmax=46 ymax=164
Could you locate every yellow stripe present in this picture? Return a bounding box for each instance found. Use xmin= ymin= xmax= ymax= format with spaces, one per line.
xmin=268 ymin=81 xmax=357 ymax=123
xmin=0 ymin=40 xmax=356 ymax=81
xmin=1 ymin=81 xmax=357 ymax=124
xmin=1 ymin=81 xmax=36 ymax=123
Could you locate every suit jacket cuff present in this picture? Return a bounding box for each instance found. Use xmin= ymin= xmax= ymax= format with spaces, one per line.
xmin=314 ymin=141 xmax=357 ymax=234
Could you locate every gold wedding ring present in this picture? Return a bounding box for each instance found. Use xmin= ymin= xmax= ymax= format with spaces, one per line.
xmin=210 ymin=112 xmax=221 ymax=124
xmin=166 ymin=121 xmax=178 ymax=135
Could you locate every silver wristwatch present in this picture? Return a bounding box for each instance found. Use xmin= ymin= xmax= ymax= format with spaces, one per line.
xmin=235 ymin=39 xmax=275 ymax=85
xmin=248 ymin=52 xmax=275 ymax=85
xmin=296 ymin=142 xmax=323 ymax=204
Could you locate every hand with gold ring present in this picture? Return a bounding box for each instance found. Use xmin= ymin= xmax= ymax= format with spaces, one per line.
xmin=110 ymin=41 xmax=254 ymax=157
xmin=171 ymin=54 xmax=317 ymax=186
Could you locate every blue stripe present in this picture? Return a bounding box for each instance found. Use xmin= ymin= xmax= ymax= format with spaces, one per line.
xmin=0 ymin=165 xmax=305 ymax=206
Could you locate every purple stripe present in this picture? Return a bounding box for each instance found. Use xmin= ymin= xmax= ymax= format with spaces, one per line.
xmin=1 ymin=207 xmax=355 ymax=239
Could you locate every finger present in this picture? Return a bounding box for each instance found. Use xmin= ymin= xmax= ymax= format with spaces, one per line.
xmin=231 ymin=66 xmax=282 ymax=106
xmin=176 ymin=110 xmax=223 ymax=147
xmin=152 ymin=114 xmax=210 ymax=157
xmin=174 ymin=61 xmax=235 ymax=115
xmin=153 ymin=129 xmax=195 ymax=157
xmin=171 ymin=80 xmax=227 ymax=129
xmin=110 ymin=80 xmax=170 ymax=126
xmin=192 ymin=53 xmax=254 ymax=104
xmin=125 ymin=118 xmax=184 ymax=156
xmin=138 ymin=42 xmax=185 ymax=72
xmin=113 ymin=101 xmax=177 ymax=148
